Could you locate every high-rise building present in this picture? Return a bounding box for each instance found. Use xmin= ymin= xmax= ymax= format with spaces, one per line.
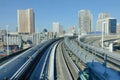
xmin=52 ymin=22 xmax=64 ymax=37
xmin=109 ymin=19 xmax=116 ymax=34
xmin=78 ymin=10 xmax=92 ymax=35
xmin=102 ymin=18 xmax=116 ymax=35
xmin=98 ymin=13 xmax=110 ymax=19
xmin=53 ymin=22 xmax=60 ymax=33
xmin=117 ymin=23 xmax=120 ymax=34
xmin=96 ymin=13 xmax=116 ymax=35
xmin=96 ymin=13 xmax=110 ymax=32
xmin=53 ymin=22 xmax=63 ymax=33
xmin=17 ymin=8 xmax=35 ymax=34
xmin=67 ymin=26 xmax=76 ymax=34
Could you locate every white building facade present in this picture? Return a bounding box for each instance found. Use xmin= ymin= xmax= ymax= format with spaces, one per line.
xmin=52 ymin=22 xmax=64 ymax=37
xmin=78 ymin=10 xmax=92 ymax=35
xmin=96 ymin=13 xmax=116 ymax=35
xmin=101 ymin=18 xmax=116 ymax=35
xmin=96 ymin=13 xmax=110 ymax=32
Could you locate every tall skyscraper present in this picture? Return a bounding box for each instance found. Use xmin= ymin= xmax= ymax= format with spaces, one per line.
xmin=52 ymin=22 xmax=63 ymax=34
xmin=109 ymin=18 xmax=116 ymax=34
xmin=67 ymin=26 xmax=76 ymax=34
xmin=96 ymin=13 xmax=110 ymax=32
xmin=117 ymin=23 xmax=120 ymax=34
xmin=53 ymin=22 xmax=60 ymax=33
xmin=17 ymin=8 xmax=35 ymax=34
xmin=98 ymin=13 xmax=110 ymax=19
xmin=101 ymin=18 xmax=116 ymax=35
xmin=78 ymin=10 xmax=92 ymax=35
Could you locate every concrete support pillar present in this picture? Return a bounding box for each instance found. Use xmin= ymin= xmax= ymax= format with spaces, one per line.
xmin=109 ymin=42 xmax=113 ymax=52
xmin=78 ymin=35 xmax=80 ymax=41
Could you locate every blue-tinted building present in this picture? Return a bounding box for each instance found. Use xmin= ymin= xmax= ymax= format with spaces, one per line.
xmin=96 ymin=17 xmax=117 ymax=35
xmin=101 ymin=18 xmax=117 ymax=35
xmin=109 ymin=19 xmax=116 ymax=33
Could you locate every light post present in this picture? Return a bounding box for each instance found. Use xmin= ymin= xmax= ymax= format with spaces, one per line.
xmin=32 ymin=33 xmax=34 ymax=45
xmin=78 ymin=26 xmax=81 ymax=41
xmin=37 ymin=32 xmax=39 ymax=44
xmin=101 ymin=22 xmax=107 ymax=49
xmin=101 ymin=22 xmax=104 ymax=49
xmin=6 ymin=25 xmax=9 ymax=55
xmin=102 ymin=22 xmax=108 ymax=69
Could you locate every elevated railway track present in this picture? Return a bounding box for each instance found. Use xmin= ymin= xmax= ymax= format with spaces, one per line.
xmin=79 ymin=36 xmax=120 ymax=71
xmin=0 ymin=38 xmax=62 ymax=80
xmin=0 ymin=35 xmax=120 ymax=80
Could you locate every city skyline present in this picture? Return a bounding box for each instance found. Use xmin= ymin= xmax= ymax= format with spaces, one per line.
xmin=0 ymin=1 xmax=120 ymax=79
xmin=0 ymin=0 xmax=120 ymax=32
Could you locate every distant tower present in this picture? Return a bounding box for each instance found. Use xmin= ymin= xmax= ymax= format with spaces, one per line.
xmin=103 ymin=18 xmax=116 ymax=35
xmin=96 ymin=13 xmax=110 ymax=32
xmin=17 ymin=8 xmax=35 ymax=34
xmin=98 ymin=13 xmax=110 ymax=19
xmin=78 ymin=10 xmax=92 ymax=35
xmin=117 ymin=23 xmax=120 ymax=34
xmin=52 ymin=22 xmax=63 ymax=34
xmin=67 ymin=26 xmax=76 ymax=34
xmin=53 ymin=22 xmax=60 ymax=33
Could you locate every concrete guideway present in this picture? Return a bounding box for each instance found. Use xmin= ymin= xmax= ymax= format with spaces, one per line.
xmin=0 ymin=47 xmax=37 ymax=80
xmin=62 ymin=42 xmax=80 ymax=80
xmin=0 ymin=47 xmax=31 ymax=66
xmin=64 ymin=37 xmax=95 ymax=64
xmin=0 ymin=38 xmax=63 ymax=80
xmin=55 ymin=42 xmax=72 ymax=80
xmin=82 ymin=35 xmax=120 ymax=60
xmin=64 ymin=36 xmax=120 ymax=80
xmin=48 ymin=42 xmax=58 ymax=80
xmin=71 ymin=38 xmax=120 ymax=70
xmin=30 ymin=41 xmax=59 ymax=80
xmin=78 ymin=35 xmax=120 ymax=70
